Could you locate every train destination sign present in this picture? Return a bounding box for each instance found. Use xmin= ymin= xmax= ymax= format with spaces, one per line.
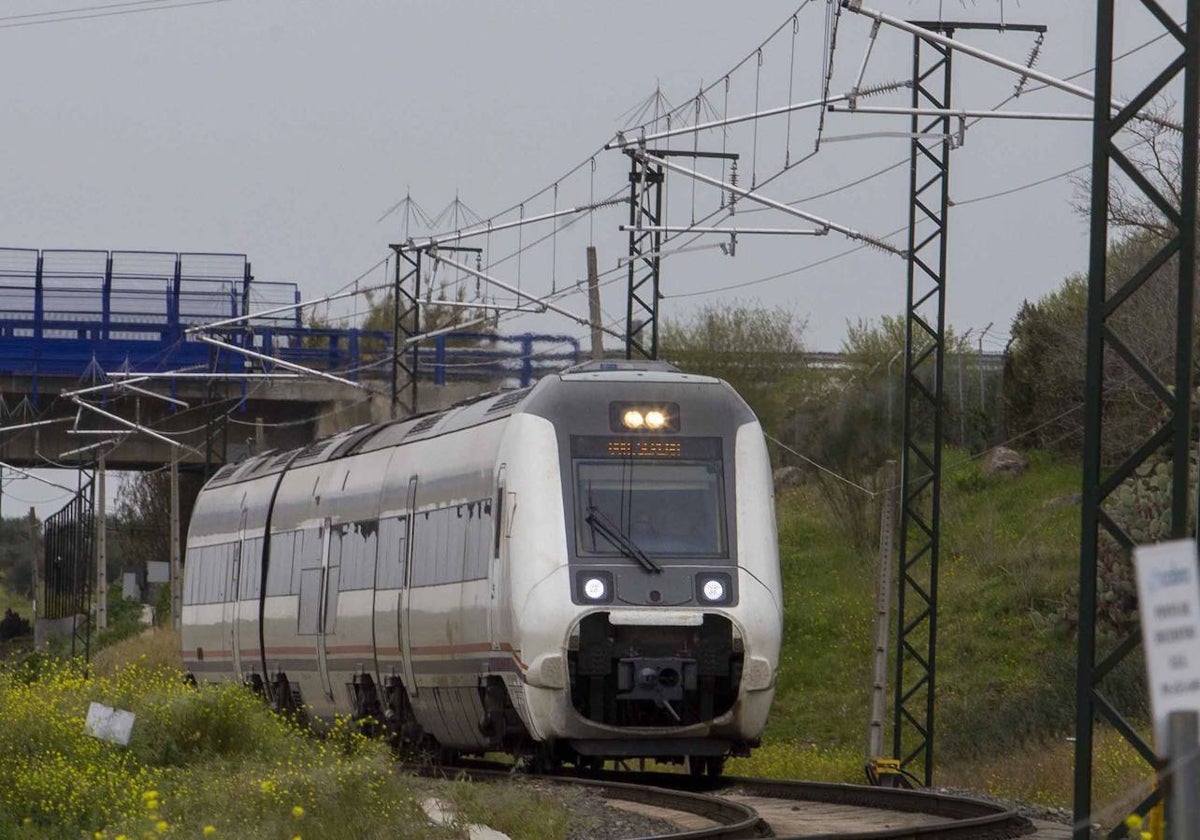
xmin=1133 ymin=539 xmax=1200 ymax=754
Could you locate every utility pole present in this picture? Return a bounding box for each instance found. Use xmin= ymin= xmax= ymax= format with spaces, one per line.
xmin=977 ymin=322 xmax=992 ymax=414
xmin=867 ymin=461 xmax=899 ymax=779
xmin=28 ymin=507 xmax=39 ymax=627
xmin=586 ymin=246 xmax=604 ymax=361
xmin=169 ymin=451 xmax=181 ymax=630
xmin=95 ymin=455 xmax=107 ymax=632
xmin=957 ymin=329 xmax=971 ymax=447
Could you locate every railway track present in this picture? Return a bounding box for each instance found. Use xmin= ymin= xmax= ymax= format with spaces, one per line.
xmin=442 ymin=763 xmax=1034 ymax=839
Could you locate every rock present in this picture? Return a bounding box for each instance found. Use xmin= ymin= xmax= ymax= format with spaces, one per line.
xmin=1043 ymin=493 xmax=1082 ymax=510
xmin=773 ymin=466 xmax=805 ymax=491
xmin=980 ymin=446 xmax=1028 ymax=478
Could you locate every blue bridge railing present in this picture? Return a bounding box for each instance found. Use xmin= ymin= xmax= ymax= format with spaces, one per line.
xmin=0 ymin=248 xmax=580 ymax=403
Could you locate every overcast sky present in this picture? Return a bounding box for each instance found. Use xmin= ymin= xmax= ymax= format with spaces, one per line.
xmin=0 ymin=0 xmax=1187 ymax=515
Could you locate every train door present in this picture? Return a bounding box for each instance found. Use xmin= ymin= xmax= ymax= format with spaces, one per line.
xmin=487 ymin=465 xmax=508 ymax=651
xmin=399 ymin=476 xmax=418 ymax=696
xmin=224 ymin=510 xmax=247 ymax=677
xmin=316 ymin=517 xmax=337 ymax=702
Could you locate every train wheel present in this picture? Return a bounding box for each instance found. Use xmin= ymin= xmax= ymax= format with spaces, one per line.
xmin=688 ymin=755 xmax=725 ymax=777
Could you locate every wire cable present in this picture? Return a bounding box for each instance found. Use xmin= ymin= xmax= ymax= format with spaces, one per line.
xmin=0 ymin=0 xmax=231 ymax=30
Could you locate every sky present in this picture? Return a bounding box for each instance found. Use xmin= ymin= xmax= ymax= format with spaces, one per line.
xmin=0 ymin=0 xmax=1188 ymax=516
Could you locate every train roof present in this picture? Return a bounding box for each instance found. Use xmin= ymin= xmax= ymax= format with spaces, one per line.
xmin=203 ymin=359 xmax=723 ymax=489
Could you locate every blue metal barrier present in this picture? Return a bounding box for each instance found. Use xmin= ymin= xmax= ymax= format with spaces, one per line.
xmin=0 ymin=248 xmax=580 ymax=403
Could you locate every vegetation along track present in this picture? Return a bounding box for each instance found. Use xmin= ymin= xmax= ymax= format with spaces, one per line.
xmin=444 ymin=764 xmax=1033 ymax=839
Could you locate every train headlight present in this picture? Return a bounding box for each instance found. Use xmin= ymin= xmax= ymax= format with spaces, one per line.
xmin=609 ymin=402 xmax=680 ymax=433
xmin=576 ymin=571 xmax=613 ymax=604
xmin=697 ymin=573 xmax=732 ymax=604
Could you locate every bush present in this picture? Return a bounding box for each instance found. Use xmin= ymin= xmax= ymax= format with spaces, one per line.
xmin=0 ymin=608 xmax=31 ymax=641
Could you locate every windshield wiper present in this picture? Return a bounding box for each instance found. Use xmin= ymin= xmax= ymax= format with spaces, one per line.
xmin=585 ymin=505 xmax=662 ymax=574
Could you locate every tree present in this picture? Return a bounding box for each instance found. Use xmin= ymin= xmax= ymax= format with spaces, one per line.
xmin=1005 ymin=229 xmax=1189 ymax=460
xmin=659 ymin=301 xmax=808 ymax=440
xmin=113 ymin=470 xmax=202 ymax=599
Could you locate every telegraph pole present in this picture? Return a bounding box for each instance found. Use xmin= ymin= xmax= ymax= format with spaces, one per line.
xmin=95 ymin=455 xmax=106 ymax=632
xmin=586 ymin=246 xmax=604 ymax=360
xmin=169 ymin=451 xmax=181 ymax=630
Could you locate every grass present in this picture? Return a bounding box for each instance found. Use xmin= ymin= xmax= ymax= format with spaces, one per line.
xmin=753 ymin=448 xmax=1155 ymax=820
xmin=0 ymin=451 xmax=1155 ymax=833
xmin=0 ymin=633 xmax=576 ymax=839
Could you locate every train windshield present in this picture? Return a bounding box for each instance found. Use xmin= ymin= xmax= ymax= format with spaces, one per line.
xmin=575 ymin=459 xmax=727 ymax=558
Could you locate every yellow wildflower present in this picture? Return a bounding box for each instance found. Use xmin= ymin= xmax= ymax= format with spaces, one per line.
xmin=259 ymin=780 xmax=275 ymax=794
xmin=203 ymin=828 xmax=216 ymax=836
xmin=155 ymin=821 xmax=168 ymax=834
xmin=292 ymin=805 xmax=305 ymax=819
xmin=1124 ymin=815 xmax=1144 ymax=831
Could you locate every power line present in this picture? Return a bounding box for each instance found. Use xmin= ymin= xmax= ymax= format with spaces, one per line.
xmin=0 ymin=0 xmax=232 ymax=30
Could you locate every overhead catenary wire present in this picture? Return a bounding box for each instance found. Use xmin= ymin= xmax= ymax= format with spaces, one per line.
xmin=0 ymin=0 xmax=231 ymax=29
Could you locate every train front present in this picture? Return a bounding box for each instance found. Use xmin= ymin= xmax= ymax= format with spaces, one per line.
xmin=502 ymin=360 xmax=782 ymax=768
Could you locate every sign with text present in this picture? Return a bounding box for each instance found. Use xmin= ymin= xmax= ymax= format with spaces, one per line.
xmin=1134 ymin=539 xmax=1200 ymax=754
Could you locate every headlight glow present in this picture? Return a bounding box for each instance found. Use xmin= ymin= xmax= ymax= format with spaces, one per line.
xmin=701 ymin=579 xmax=726 ymax=602
xmin=644 ymin=410 xmax=666 ymax=429
xmin=622 ymin=409 xmax=645 ymax=429
xmin=583 ymin=577 xmax=608 ymax=600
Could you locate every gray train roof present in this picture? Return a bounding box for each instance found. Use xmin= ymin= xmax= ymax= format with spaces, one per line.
xmin=202 ymin=359 xmax=731 ymax=490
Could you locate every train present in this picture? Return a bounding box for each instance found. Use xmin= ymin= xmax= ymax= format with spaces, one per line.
xmin=181 ymin=358 xmax=783 ymax=773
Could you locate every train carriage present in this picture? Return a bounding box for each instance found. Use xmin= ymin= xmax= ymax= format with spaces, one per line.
xmin=182 ymin=359 xmax=782 ymax=771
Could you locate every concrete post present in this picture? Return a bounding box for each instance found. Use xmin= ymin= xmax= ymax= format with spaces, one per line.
xmin=1168 ymin=710 xmax=1200 ymax=840
xmin=169 ymin=451 xmax=181 ymax=630
xmin=95 ymin=455 xmax=107 ymax=632
xmin=586 ymin=246 xmax=604 ymax=361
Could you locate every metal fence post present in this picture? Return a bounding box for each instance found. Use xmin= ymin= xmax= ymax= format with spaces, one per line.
xmin=1169 ymin=710 xmax=1200 ymax=840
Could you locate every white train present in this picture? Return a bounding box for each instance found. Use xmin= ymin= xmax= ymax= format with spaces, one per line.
xmin=181 ymin=359 xmax=782 ymax=773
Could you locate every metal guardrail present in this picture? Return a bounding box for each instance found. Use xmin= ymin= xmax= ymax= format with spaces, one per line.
xmin=0 ymin=248 xmax=581 ymax=401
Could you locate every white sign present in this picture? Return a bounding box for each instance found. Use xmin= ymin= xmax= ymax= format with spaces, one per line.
xmin=1134 ymin=539 xmax=1200 ymax=753
xmin=84 ymin=702 xmax=136 ymax=747
xmin=146 ymin=561 xmax=170 ymax=584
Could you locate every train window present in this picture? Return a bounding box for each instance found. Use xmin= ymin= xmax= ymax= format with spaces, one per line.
xmin=297 ymin=568 xmax=322 ymax=635
xmin=376 ymin=516 xmax=407 ymax=589
xmin=183 ymin=546 xmax=202 ymax=605
xmin=337 ymin=520 xmax=379 ymax=591
xmin=324 ymin=565 xmax=340 ymax=633
xmin=265 ymin=531 xmax=297 ymax=597
xmin=575 ymin=460 xmax=728 ymax=558
xmin=239 ymin=538 xmax=263 ymax=601
xmin=440 ymin=508 xmax=466 ymax=584
xmin=294 ymin=528 xmax=322 ymax=594
xmin=464 ymin=501 xmax=490 ymax=581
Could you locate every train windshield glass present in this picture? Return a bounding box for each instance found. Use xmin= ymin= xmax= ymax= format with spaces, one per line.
xmin=575 ymin=459 xmax=726 ymax=557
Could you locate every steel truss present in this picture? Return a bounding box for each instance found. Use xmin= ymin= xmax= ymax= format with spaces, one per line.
xmin=894 ymin=23 xmax=953 ymax=789
xmin=42 ymin=469 xmax=95 ymax=662
xmin=625 ymin=150 xmax=664 ymax=359
xmin=623 ymin=148 xmax=741 ymax=360
xmin=1074 ymin=2 xmax=1200 ymax=837
xmin=388 ymin=244 xmax=484 ymax=417
xmin=389 ymin=245 xmax=422 ymax=417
